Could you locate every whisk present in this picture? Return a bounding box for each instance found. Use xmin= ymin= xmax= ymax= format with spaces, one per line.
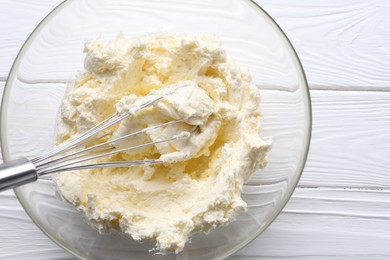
xmin=0 ymin=83 xmax=197 ymax=192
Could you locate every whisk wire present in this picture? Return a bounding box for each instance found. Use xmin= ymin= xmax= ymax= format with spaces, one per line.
xmin=33 ymin=83 xmax=195 ymax=176
xmin=35 ymin=117 xmax=192 ymax=173
xmin=37 ymin=127 xmax=195 ymax=175
xmin=0 ymin=83 xmax=198 ymax=192
xmin=33 ymin=83 xmax=188 ymax=165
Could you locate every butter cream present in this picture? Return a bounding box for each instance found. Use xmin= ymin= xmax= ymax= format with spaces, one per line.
xmin=54 ymin=34 xmax=271 ymax=253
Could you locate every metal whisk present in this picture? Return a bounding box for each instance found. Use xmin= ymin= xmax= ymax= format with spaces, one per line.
xmin=0 ymin=84 xmax=196 ymax=192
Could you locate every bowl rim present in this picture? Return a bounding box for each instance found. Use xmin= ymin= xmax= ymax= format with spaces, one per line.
xmin=0 ymin=0 xmax=312 ymax=259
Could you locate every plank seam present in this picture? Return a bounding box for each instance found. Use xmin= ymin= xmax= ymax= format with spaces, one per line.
xmin=2 ymin=79 xmax=390 ymax=92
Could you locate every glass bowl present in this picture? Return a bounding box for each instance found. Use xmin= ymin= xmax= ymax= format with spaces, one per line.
xmin=0 ymin=0 xmax=311 ymax=259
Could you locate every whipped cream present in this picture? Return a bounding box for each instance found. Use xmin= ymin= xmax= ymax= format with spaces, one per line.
xmin=113 ymin=81 xmax=219 ymax=163
xmin=54 ymin=34 xmax=271 ymax=253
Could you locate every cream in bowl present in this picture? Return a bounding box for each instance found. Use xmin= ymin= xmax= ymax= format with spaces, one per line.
xmin=54 ymin=34 xmax=271 ymax=253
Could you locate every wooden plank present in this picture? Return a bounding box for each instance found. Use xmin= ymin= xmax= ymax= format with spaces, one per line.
xmin=1 ymin=188 xmax=390 ymax=259
xmin=1 ymin=0 xmax=390 ymax=89
xmin=1 ymin=83 xmax=389 ymax=188
xmin=0 ymin=0 xmax=63 ymax=80
xmin=301 ymin=90 xmax=390 ymax=189
xmin=257 ymin=0 xmax=390 ymax=89
xmin=234 ymin=188 xmax=390 ymax=258
xmin=0 ymin=191 xmax=73 ymax=260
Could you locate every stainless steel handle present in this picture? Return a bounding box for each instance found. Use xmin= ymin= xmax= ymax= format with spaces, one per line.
xmin=0 ymin=158 xmax=38 ymax=192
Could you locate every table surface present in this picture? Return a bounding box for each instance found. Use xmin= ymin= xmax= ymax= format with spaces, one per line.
xmin=1 ymin=0 xmax=390 ymax=259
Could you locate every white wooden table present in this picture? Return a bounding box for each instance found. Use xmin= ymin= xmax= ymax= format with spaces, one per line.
xmin=1 ymin=0 xmax=390 ymax=259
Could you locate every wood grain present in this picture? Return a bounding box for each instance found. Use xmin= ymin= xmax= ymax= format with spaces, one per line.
xmin=1 ymin=0 xmax=390 ymax=89
xmin=1 ymin=188 xmax=390 ymax=259
xmin=258 ymin=0 xmax=390 ymax=89
xmin=3 ymin=83 xmax=389 ymax=189
xmin=234 ymin=188 xmax=390 ymax=258
xmin=0 ymin=0 xmax=63 ymax=80
xmin=0 ymin=190 xmax=73 ymax=260
xmin=300 ymin=90 xmax=390 ymax=189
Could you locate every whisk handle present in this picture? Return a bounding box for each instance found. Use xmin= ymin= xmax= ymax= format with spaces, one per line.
xmin=0 ymin=158 xmax=38 ymax=192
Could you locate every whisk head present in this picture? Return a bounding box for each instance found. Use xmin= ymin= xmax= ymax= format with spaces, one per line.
xmin=32 ymin=83 xmax=198 ymax=175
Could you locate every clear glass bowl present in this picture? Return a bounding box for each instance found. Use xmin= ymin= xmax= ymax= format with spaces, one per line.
xmin=0 ymin=0 xmax=311 ymax=259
